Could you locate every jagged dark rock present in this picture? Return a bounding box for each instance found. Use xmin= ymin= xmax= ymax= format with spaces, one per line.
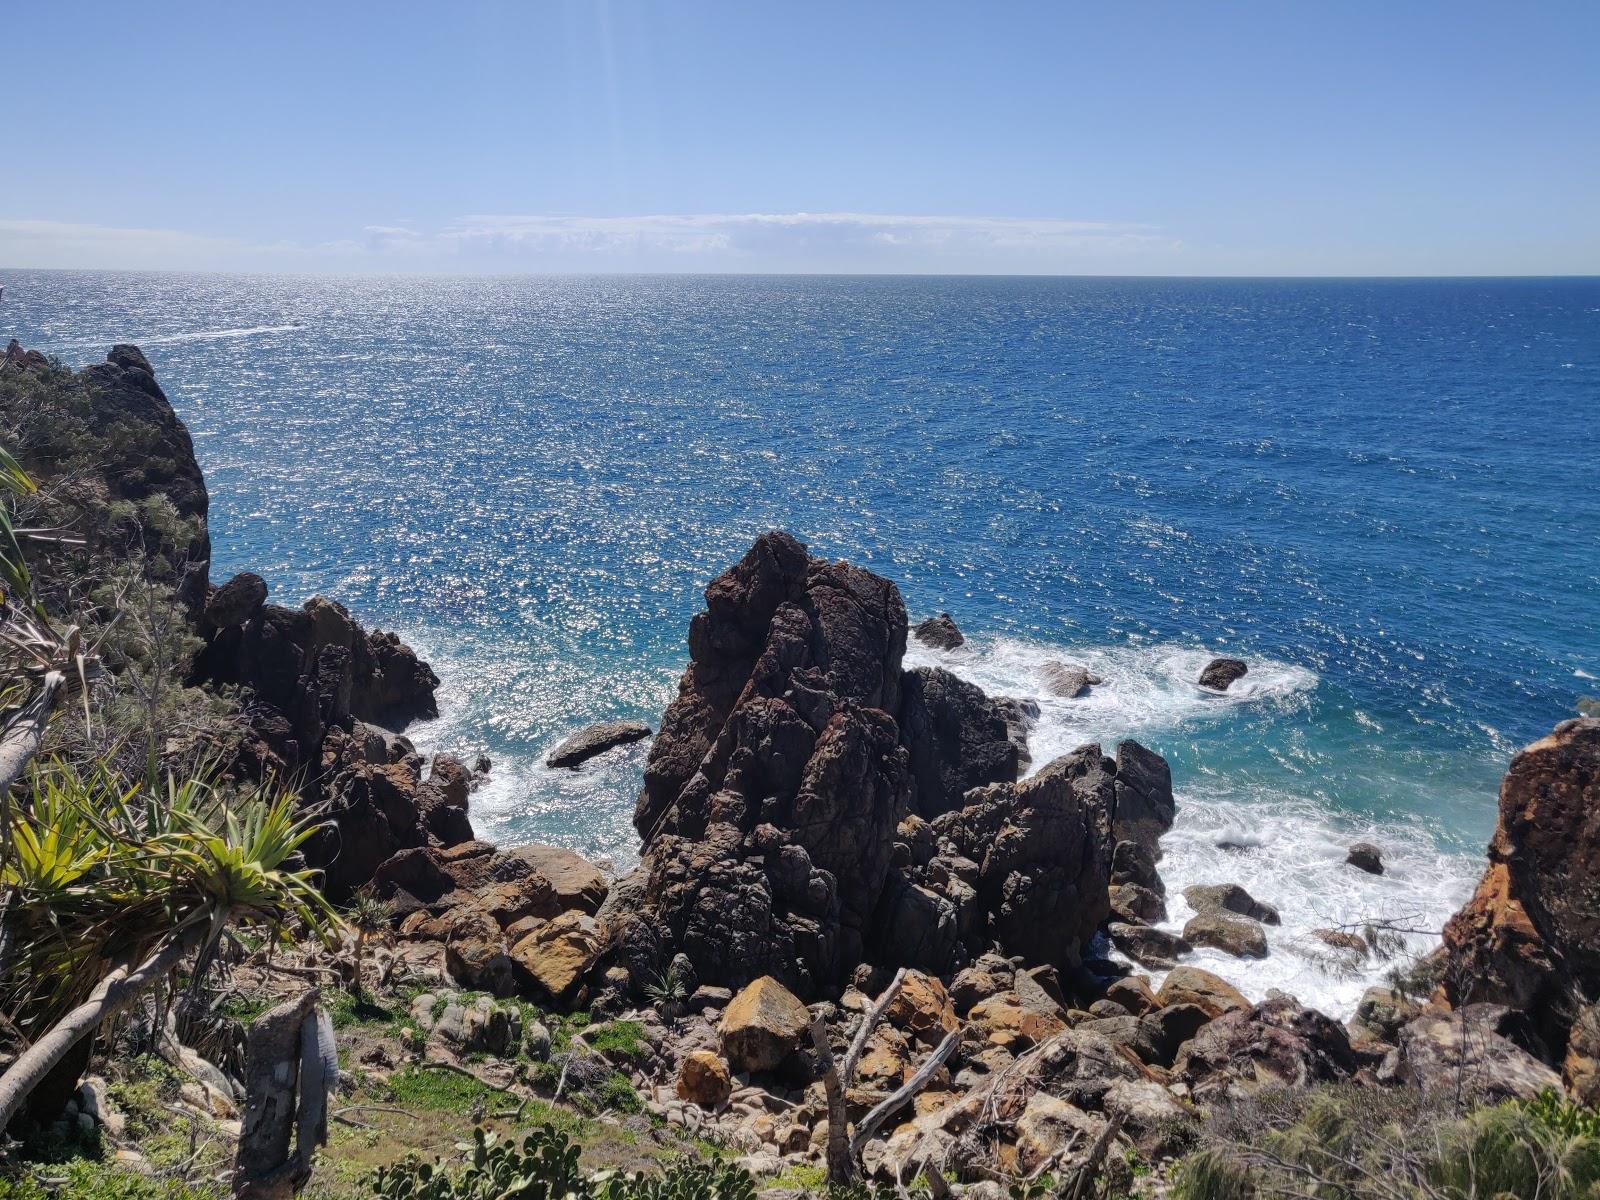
xmin=1110 ymin=740 xmax=1175 ymax=860
xmin=899 ymin=666 xmax=1019 ymax=817
xmin=598 ymin=532 xmax=1131 ymax=998
xmin=1198 ymin=657 xmax=1248 ymax=691
xmin=913 ymin=612 xmax=965 ymax=650
xmin=546 ymin=720 xmax=653 ymax=769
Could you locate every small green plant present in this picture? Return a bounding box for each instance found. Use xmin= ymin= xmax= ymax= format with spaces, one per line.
xmin=347 ymin=894 xmax=394 ymax=997
xmin=586 ymin=1020 xmax=649 ymax=1064
xmin=1525 ymin=1087 xmax=1600 ymax=1139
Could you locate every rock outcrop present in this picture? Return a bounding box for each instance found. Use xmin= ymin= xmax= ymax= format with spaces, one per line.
xmin=3 ymin=344 xmax=443 ymax=901
xmin=599 ymin=532 xmax=1127 ymax=998
xmin=1438 ymin=718 xmax=1600 ymax=1055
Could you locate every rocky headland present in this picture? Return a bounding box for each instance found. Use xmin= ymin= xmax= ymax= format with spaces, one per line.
xmin=4 ymin=340 xmax=1596 ymax=1193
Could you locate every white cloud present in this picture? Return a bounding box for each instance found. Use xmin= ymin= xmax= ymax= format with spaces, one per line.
xmin=0 ymin=212 xmax=1178 ymax=273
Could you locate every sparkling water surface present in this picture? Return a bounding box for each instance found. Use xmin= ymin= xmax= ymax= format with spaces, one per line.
xmin=7 ymin=270 xmax=1598 ymax=1013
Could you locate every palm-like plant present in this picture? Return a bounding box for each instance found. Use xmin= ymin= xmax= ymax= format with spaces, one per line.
xmin=347 ymin=894 xmax=394 ymax=998
xmin=0 ymin=759 xmax=339 ymax=1128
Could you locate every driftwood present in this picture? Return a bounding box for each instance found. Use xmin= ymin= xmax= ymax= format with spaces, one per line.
xmin=809 ymin=1014 xmax=855 ymax=1185
xmin=1062 ymin=1110 xmax=1126 ymax=1200
xmin=842 ymin=967 xmax=908 ymax=1083
xmin=850 ymin=1027 xmax=962 ymax=1155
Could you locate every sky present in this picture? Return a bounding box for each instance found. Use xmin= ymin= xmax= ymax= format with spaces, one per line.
xmin=4 ymin=1 xmax=1598 ymax=276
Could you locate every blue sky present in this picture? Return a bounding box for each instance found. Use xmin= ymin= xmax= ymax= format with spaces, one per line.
xmin=5 ymin=1 xmax=1597 ymax=275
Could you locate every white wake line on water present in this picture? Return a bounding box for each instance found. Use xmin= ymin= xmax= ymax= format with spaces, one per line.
xmin=913 ymin=633 xmax=1479 ymax=1019
xmin=45 ymin=324 xmax=302 ymax=353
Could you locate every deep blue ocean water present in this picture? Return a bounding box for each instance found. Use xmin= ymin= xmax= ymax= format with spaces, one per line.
xmin=6 ymin=270 xmax=1598 ymax=1009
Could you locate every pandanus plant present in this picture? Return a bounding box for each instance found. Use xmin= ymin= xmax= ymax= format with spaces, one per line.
xmin=0 ymin=761 xmax=340 ymax=1128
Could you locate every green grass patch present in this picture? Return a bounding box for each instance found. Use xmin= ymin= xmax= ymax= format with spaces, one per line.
xmin=0 ymin=1159 xmax=225 ymax=1200
xmin=383 ymin=1065 xmax=512 ymax=1115
xmin=584 ymin=1020 xmax=648 ymax=1063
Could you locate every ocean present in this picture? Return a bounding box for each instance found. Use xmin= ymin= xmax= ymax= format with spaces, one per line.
xmin=6 ymin=270 xmax=1598 ymax=1014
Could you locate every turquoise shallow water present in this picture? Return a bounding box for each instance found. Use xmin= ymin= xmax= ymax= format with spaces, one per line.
xmin=6 ymin=270 xmax=1598 ymax=1010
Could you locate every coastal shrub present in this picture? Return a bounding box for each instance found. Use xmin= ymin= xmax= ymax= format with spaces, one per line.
xmin=1173 ymin=1082 xmax=1600 ymax=1200
xmin=367 ymin=1126 xmax=757 ymax=1200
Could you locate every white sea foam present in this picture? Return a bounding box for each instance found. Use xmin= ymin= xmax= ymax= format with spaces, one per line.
xmin=50 ymin=324 xmax=301 ymax=354
xmin=908 ymin=633 xmax=1478 ymax=1018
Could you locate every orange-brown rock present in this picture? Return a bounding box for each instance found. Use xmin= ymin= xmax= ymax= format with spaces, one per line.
xmin=1440 ymin=719 xmax=1600 ymax=1050
xmin=1154 ymin=966 xmax=1249 ymax=1018
xmin=720 ymin=975 xmax=811 ymax=1072
xmin=510 ymin=911 xmax=602 ymax=1002
xmin=675 ymin=1049 xmax=733 ymax=1108
xmin=884 ymin=970 xmax=959 ymax=1044
xmin=967 ymin=992 xmax=1067 ymax=1051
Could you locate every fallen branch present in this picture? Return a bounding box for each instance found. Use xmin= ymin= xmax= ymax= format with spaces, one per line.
xmin=850 ymin=1027 xmax=961 ymax=1156
xmin=810 ymin=1014 xmax=854 ymax=1186
xmin=1063 ymin=1111 xmax=1125 ymax=1200
xmin=842 ymin=967 xmax=908 ymax=1083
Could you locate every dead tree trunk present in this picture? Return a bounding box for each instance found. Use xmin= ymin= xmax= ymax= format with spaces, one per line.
xmin=234 ymin=989 xmax=336 ymax=1200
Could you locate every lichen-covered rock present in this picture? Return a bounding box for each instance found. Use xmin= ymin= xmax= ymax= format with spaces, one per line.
xmin=511 ymin=912 xmax=602 ymax=1002
xmin=1393 ymin=1006 xmax=1561 ymax=1104
xmin=1015 ymin=1093 xmax=1104 ymax=1173
xmin=720 ymin=976 xmax=811 ymax=1072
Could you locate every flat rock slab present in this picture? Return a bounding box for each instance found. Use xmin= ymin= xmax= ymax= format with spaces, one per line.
xmin=546 ymin=720 xmax=652 ymax=768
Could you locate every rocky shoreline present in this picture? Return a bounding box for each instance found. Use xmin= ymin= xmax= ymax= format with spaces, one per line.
xmin=5 ymin=340 xmax=1596 ymax=1191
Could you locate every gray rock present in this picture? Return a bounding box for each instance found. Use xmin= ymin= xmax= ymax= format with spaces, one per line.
xmin=1183 ymin=912 xmax=1269 ymax=959
xmin=1109 ymin=922 xmax=1190 ymax=969
xmin=1040 ymin=660 xmax=1100 ymax=698
xmin=546 ymin=720 xmax=653 ymax=769
xmin=1184 ymin=883 xmax=1280 ymax=925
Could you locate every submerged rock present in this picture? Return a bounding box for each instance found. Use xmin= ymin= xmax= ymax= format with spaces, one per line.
xmin=1040 ymin=660 xmax=1101 ymax=698
xmin=1198 ymin=657 xmax=1248 ymax=692
xmin=913 ymin=612 xmax=965 ymax=650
